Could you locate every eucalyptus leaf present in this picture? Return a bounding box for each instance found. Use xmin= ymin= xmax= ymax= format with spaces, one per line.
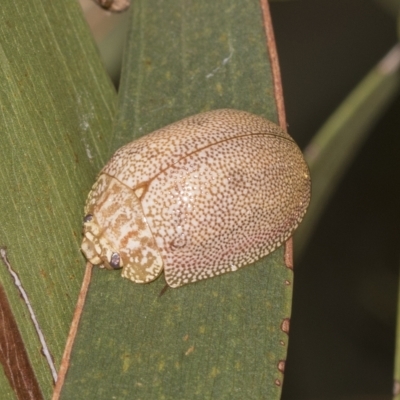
xmin=0 ymin=1 xmax=116 ymax=398
xmin=60 ymin=1 xmax=293 ymax=399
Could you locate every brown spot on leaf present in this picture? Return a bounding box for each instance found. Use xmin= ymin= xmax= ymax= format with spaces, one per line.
xmin=284 ymin=237 xmax=293 ymax=269
xmin=281 ymin=318 xmax=290 ymax=334
xmin=274 ymin=379 xmax=281 ymax=386
xmin=278 ymin=360 xmax=285 ymax=373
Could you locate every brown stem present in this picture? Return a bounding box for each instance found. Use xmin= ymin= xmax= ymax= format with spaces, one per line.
xmin=52 ymin=262 xmax=93 ymax=400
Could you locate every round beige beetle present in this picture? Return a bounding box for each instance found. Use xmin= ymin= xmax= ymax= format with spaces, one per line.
xmin=81 ymin=109 xmax=311 ymax=288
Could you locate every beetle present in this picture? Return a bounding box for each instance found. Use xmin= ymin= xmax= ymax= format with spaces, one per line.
xmin=81 ymin=109 xmax=311 ymax=287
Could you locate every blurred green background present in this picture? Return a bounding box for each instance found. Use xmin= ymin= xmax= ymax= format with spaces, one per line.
xmin=80 ymin=0 xmax=400 ymax=399
xmin=272 ymin=2 xmax=399 ymax=400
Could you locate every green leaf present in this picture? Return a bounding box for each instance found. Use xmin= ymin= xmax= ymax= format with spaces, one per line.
xmin=0 ymin=1 xmax=116 ymax=398
xmin=60 ymin=1 xmax=292 ymax=399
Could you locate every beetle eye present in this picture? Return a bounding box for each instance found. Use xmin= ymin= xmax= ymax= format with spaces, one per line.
xmin=83 ymin=214 xmax=93 ymax=223
xmin=109 ymin=252 xmax=121 ymax=269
